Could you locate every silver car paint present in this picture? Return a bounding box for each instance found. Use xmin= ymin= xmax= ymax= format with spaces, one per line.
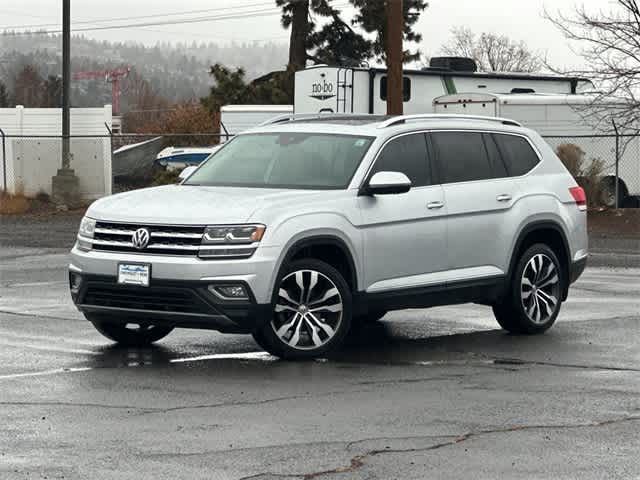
xmin=72 ymin=118 xmax=587 ymax=306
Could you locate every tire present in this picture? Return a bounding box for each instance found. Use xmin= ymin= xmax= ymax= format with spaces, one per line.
xmin=599 ymin=176 xmax=628 ymax=208
xmin=251 ymin=328 xmax=271 ymax=351
xmin=493 ymin=244 xmax=565 ymax=335
xmin=353 ymin=310 xmax=387 ymax=325
xmin=255 ymin=259 xmax=353 ymax=360
xmin=87 ymin=314 xmax=173 ymax=346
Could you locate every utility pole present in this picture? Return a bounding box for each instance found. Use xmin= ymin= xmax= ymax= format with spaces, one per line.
xmin=386 ymin=0 xmax=403 ymax=115
xmin=52 ymin=0 xmax=79 ymax=207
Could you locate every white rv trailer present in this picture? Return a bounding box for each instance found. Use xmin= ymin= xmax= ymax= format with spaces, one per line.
xmin=220 ymin=104 xmax=293 ymax=138
xmin=294 ymin=64 xmax=593 ymax=115
xmin=433 ymin=92 xmax=639 ymax=204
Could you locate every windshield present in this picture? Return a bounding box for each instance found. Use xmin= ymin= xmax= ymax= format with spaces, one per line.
xmin=184 ymin=132 xmax=374 ymax=189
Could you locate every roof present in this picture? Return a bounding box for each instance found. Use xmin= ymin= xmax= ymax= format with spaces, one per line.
xmin=434 ymin=92 xmax=629 ymax=106
xmin=244 ymin=113 xmax=527 ymax=137
xmin=221 ymin=104 xmax=293 ymax=113
xmin=300 ymin=65 xmax=591 ymax=84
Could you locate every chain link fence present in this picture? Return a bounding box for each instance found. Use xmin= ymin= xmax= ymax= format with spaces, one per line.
xmin=542 ymin=134 xmax=640 ymax=208
xmin=0 ymin=132 xmax=231 ymax=197
xmin=1 ymin=128 xmax=638 ymax=207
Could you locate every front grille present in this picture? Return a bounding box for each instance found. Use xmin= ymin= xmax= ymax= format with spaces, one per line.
xmin=83 ymin=282 xmax=214 ymax=314
xmin=92 ymin=221 xmax=204 ymax=256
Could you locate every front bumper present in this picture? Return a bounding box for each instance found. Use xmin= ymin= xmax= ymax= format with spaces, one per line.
xmin=70 ymin=272 xmax=272 ymax=333
xmin=69 ymin=244 xmax=280 ymax=304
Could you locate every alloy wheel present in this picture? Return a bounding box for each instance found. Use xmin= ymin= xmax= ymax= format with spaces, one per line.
xmin=271 ymin=269 xmax=343 ymax=350
xmin=520 ymin=253 xmax=561 ymax=324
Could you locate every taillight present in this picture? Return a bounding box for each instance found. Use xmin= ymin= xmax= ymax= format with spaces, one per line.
xmin=569 ymin=186 xmax=587 ymax=211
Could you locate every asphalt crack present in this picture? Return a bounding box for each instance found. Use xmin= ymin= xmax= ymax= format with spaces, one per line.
xmin=237 ymin=415 xmax=640 ymax=480
xmin=491 ymin=357 xmax=640 ymax=373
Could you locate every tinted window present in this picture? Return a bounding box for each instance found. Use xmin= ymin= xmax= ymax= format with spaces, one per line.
xmin=482 ymin=134 xmax=508 ymax=178
xmin=370 ymin=133 xmax=429 ymax=187
xmin=380 ymin=76 xmax=411 ymax=102
xmin=493 ymin=134 xmax=540 ymax=176
xmin=431 ymin=132 xmax=493 ymax=183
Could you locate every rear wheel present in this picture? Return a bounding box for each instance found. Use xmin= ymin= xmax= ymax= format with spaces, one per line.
xmin=493 ymin=244 xmax=564 ymax=334
xmin=255 ymin=259 xmax=352 ymax=359
xmin=87 ymin=314 xmax=173 ymax=346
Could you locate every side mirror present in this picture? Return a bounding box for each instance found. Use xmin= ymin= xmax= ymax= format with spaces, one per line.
xmin=364 ymin=171 xmax=412 ymax=195
xmin=179 ymin=166 xmax=198 ymax=181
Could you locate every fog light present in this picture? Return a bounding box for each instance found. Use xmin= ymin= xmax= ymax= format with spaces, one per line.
xmin=70 ymin=273 xmax=82 ymax=293
xmin=208 ymin=284 xmax=249 ymax=300
xmin=77 ymin=238 xmax=92 ymax=251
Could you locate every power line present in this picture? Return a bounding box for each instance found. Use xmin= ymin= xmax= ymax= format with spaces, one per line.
xmin=1 ymin=3 xmax=350 ymax=37
xmin=0 ymin=1 xmax=275 ymax=30
xmin=2 ymin=8 xmax=284 ymax=35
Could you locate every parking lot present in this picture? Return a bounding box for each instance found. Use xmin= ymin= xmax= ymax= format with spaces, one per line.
xmin=1 ymin=217 xmax=638 ymax=480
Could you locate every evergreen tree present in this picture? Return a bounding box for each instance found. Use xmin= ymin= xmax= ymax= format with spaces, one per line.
xmin=0 ymin=81 xmax=10 ymax=107
xmin=351 ymin=0 xmax=428 ymax=63
xmin=42 ymin=75 xmax=62 ymax=107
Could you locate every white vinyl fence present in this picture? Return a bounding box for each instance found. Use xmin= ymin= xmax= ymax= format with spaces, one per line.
xmin=0 ymin=105 xmax=112 ymax=199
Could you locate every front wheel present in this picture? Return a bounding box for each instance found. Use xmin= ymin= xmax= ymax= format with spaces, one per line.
xmin=255 ymin=259 xmax=352 ymax=359
xmin=87 ymin=314 xmax=173 ymax=346
xmin=493 ymin=244 xmax=565 ymax=334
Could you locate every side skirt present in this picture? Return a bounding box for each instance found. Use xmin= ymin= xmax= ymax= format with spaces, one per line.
xmin=354 ymin=276 xmax=506 ymax=315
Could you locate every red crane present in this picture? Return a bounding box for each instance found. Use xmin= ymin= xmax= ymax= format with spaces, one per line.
xmin=72 ymin=67 xmax=130 ymax=116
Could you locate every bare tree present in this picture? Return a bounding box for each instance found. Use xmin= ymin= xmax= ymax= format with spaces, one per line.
xmin=441 ymin=27 xmax=544 ymax=72
xmin=545 ymin=1 xmax=640 ymax=134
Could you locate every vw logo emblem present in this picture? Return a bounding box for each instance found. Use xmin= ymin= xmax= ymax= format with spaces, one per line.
xmin=131 ymin=228 xmax=150 ymax=250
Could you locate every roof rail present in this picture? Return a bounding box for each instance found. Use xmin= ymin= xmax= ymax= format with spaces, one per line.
xmin=377 ymin=114 xmax=523 ymax=128
xmin=258 ymin=112 xmax=386 ymax=127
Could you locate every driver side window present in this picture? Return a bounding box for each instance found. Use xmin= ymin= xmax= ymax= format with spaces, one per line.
xmin=370 ymin=133 xmax=430 ymax=187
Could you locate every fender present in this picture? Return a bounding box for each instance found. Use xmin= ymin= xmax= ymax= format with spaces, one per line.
xmin=507 ymin=220 xmax=571 ymax=299
xmin=268 ymin=234 xmax=360 ymax=300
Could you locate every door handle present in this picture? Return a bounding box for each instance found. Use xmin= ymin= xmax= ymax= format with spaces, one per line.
xmin=427 ymin=201 xmax=445 ymax=210
xmin=496 ymin=194 xmax=512 ymax=202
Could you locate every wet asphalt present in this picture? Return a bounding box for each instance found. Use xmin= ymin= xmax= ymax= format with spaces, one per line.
xmin=0 ymin=245 xmax=638 ymax=479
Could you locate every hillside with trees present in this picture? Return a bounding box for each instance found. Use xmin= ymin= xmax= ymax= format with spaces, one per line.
xmin=0 ymin=32 xmax=288 ymax=109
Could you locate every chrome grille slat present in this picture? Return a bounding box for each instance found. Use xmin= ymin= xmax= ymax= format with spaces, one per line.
xmin=94 ymin=227 xmax=136 ymax=236
xmin=92 ymin=222 xmax=205 ymax=256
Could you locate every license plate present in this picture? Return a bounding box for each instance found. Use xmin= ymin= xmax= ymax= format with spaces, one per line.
xmin=118 ymin=264 xmax=150 ymax=287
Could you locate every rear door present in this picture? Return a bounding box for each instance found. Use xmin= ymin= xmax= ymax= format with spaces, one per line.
xmin=356 ymin=133 xmax=448 ymax=293
xmin=430 ymin=130 xmax=519 ymax=280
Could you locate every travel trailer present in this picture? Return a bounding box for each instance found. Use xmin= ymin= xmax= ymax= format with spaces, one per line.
xmin=433 ymin=92 xmax=639 ymax=206
xmin=293 ymin=58 xmax=593 ymax=115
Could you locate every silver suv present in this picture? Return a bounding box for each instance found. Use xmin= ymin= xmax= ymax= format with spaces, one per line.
xmin=69 ymin=114 xmax=588 ymax=359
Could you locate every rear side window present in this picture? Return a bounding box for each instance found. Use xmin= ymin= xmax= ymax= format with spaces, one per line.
xmin=431 ymin=132 xmax=493 ymax=183
xmin=482 ymin=134 xmax=508 ymax=178
xmin=370 ymin=133 xmax=429 ymax=187
xmin=493 ymin=134 xmax=540 ymax=176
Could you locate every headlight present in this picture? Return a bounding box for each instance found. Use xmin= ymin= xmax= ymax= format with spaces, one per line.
xmin=199 ymin=224 xmax=265 ymax=259
xmin=202 ymin=225 xmax=265 ymax=245
xmin=77 ymin=217 xmax=96 ymax=251
xmin=79 ymin=217 xmax=96 ymax=238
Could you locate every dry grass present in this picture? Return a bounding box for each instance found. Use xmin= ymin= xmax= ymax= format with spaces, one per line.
xmin=0 ymin=190 xmax=32 ymax=215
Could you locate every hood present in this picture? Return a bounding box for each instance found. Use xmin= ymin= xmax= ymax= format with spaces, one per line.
xmin=87 ymin=185 xmax=323 ymax=225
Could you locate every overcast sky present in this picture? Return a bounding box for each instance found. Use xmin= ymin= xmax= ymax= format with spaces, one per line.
xmin=0 ymin=0 xmax=615 ymax=68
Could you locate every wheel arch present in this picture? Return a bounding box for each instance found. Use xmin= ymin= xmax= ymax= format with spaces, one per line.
xmin=507 ymin=220 xmax=572 ymax=300
xmin=270 ymin=234 xmax=360 ymax=297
